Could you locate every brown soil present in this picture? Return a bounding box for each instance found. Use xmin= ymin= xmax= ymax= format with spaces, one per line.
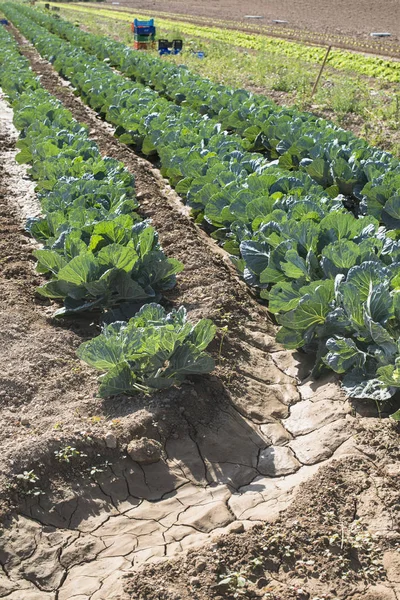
xmin=124 ymin=421 xmax=400 ymax=600
xmin=100 ymin=0 xmax=400 ymax=48
xmin=0 ymin=94 xmax=101 ymax=506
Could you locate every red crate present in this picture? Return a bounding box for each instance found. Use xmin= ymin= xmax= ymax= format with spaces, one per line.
xmin=133 ymin=40 xmax=155 ymax=50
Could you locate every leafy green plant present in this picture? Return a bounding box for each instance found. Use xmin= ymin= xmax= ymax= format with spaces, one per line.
xmin=240 ymin=210 xmax=400 ymax=400
xmin=54 ymin=445 xmax=86 ymax=462
xmin=217 ymin=569 xmax=249 ymax=597
xmin=33 ymin=217 xmax=183 ymax=316
xmin=15 ymin=470 xmax=39 ymax=484
xmin=15 ymin=470 xmax=43 ymax=496
xmin=77 ymin=303 xmax=216 ymax=396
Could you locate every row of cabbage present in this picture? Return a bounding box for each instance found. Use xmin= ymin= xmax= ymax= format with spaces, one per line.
xmin=3 ymin=5 xmax=335 ymax=243
xmin=0 ymin=24 xmax=216 ymax=396
xmin=5 ymin=7 xmax=400 ymax=404
xmin=15 ymin=3 xmax=400 ymax=232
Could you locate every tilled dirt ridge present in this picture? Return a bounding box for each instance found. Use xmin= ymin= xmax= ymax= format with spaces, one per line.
xmin=0 ymin=25 xmax=397 ymax=600
xmin=102 ymin=0 xmax=400 ymax=42
xmin=0 ymin=91 xmax=101 ymax=503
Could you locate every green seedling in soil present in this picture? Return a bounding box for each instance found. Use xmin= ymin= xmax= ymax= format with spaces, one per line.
xmin=15 ymin=470 xmax=44 ymax=496
xmin=86 ymin=459 xmax=111 ymax=478
xmin=54 ymin=445 xmax=87 ymax=463
xmin=89 ymin=415 xmax=103 ymax=424
xmin=16 ymin=470 xmax=39 ymax=484
xmin=217 ymin=568 xmax=249 ymax=597
xmin=250 ymin=556 xmax=263 ymax=568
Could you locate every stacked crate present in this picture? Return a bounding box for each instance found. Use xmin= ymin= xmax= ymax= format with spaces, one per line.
xmin=131 ymin=19 xmax=155 ymax=51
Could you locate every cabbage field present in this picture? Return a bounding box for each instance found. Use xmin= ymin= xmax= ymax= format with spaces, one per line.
xmin=0 ymin=4 xmax=399 ymax=599
xmin=2 ymin=3 xmax=400 ymax=404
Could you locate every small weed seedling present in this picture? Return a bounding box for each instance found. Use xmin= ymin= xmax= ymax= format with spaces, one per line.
xmin=86 ymin=459 xmax=111 ymax=478
xmin=218 ymin=325 xmax=229 ymax=364
xmin=217 ymin=569 xmax=249 ymax=597
xmin=15 ymin=470 xmax=44 ymax=496
xmin=54 ymin=446 xmax=87 ymax=463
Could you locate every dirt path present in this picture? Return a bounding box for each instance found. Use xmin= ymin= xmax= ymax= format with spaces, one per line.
xmin=0 ymin=92 xmax=101 ymax=500
xmin=0 ymin=27 xmax=398 ymax=600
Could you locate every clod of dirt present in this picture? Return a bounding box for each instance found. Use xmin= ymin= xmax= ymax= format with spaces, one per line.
xmin=105 ymin=431 xmax=118 ymax=448
xmin=127 ymin=437 xmax=163 ymax=464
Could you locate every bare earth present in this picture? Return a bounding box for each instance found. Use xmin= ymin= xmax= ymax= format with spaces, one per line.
xmin=104 ymin=0 xmax=400 ymax=40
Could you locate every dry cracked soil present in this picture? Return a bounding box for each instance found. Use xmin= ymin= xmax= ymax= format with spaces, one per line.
xmin=0 ymin=25 xmax=399 ymax=600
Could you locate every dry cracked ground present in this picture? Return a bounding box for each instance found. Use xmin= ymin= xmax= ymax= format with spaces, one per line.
xmin=0 ymin=35 xmax=399 ymax=600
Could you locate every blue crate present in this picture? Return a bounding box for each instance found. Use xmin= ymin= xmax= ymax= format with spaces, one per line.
xmin=134 ymin=25 xmax=156 ymax=35
xmin=133 ymin=18 xmax=155 ymax=35
xmin=134 ymin=18 xmax=154 ymax=27
xmin=172 ymin=39 xmax=182 ymax=52
xmin=0 ymin=19 xmax=9 ymax=25
xmin=159 ymin=48 xmax=171 ymax=55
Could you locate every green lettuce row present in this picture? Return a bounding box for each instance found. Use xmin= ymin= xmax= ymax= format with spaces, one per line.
xmin=0 ymin=26 xmax=183 ymax=317
xmin=6 ymin=11 xmax=400 ymax=402
xmin=15 ymin=3 xmax=400 ymax=228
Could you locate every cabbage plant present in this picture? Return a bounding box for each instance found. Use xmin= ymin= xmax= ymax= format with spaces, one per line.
xmin=77 ymin=304 xmax=216 ymax=396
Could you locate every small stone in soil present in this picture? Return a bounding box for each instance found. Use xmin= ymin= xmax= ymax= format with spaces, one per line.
xmin=229 ymin=521 xmax=245 ymax=534
xmin=105 ymin=432 xmax=117 ymax=449
xmin=195 ymin=559 xmax=207 ymax=573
